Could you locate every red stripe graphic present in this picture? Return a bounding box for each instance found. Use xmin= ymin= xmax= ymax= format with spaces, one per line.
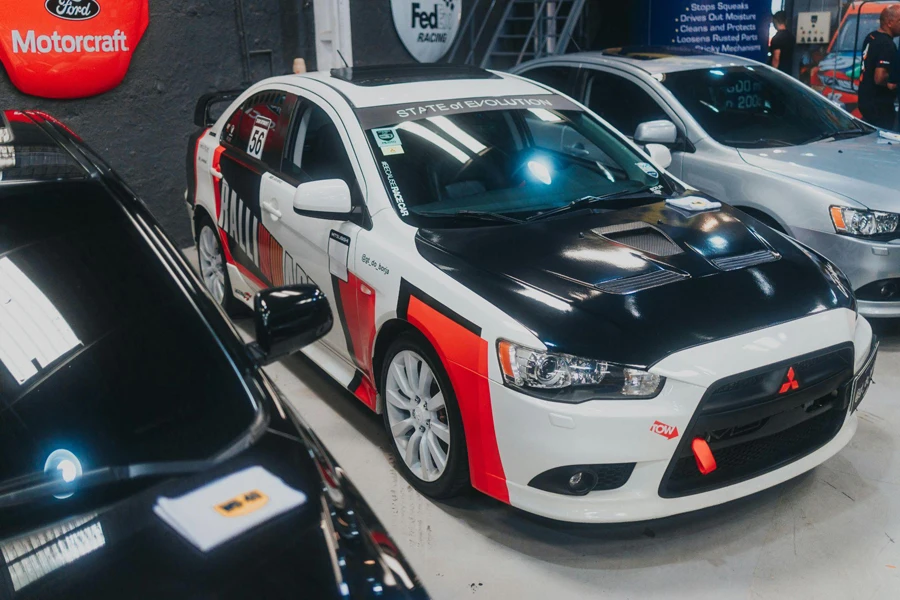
xmin=406 ymin=296 xmax=509 ymax=503
xmin=337 ymin=273 xmax=378 ymax=410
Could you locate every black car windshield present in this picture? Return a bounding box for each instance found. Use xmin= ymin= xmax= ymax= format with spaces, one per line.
xmin=0 ymin=182 xmax=259 ymax=523
xmin=367 ymin=108 xmax=671 ymax=225
xmin=662 ymin=66 xmax=864 ymax=148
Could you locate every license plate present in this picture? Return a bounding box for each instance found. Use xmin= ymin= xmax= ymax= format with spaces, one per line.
xmin=850 ymin=339 xmax=879 ymax=413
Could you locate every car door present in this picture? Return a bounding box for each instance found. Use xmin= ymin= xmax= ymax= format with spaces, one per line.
xmin=216 ymin=90 xmax=298 ymax=296
xmin=258 ymin=93 xmax=369 ymax=365
xmin=580 ymin=68 xmax=687 ymax=178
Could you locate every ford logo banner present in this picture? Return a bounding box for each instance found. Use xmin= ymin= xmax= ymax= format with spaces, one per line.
xmin=45 ymin=0 xmax=101 ymax=21
xmin=0 ymin=0 xmax=148 ymax=98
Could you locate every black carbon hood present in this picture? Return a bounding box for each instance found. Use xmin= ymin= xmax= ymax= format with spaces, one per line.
xmin=416 ymin=201 xmax=854 ymax=367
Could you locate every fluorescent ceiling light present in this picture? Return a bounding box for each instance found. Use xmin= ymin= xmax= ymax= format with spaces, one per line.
xmin=2 ymin=516 xmax=105 ymax=591
xmin=397 ymin=121 xmax=469 ymax=164
xmin=427 ymin=116 xmax=487 ymax=154
xmin=0 ymin=257 xmax=81 ymax=384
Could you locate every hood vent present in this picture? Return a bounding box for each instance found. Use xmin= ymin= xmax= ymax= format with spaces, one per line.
xmin=712 ymin=250 xmax=780 ymax=271
xmin=591 ymin=222 xmax=683 ymax=257
xmin=595 ymin=270 xmax=689 ymax=295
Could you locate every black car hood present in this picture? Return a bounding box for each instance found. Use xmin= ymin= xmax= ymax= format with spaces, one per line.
xmin=416 ymin=200 xmax=853 ymax=367
xmin=1 ymin=425 xmax=425 ymax=600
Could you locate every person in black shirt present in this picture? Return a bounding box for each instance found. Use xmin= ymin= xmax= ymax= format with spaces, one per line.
xmin=769 ymin=11 xmax=795 ymax=74
xmin=892 ymin=43 xmax=900 ymax=130
xmin=859 ymin=5 xmax=900 ymax=129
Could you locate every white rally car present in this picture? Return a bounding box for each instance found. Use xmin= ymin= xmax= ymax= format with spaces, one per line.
xmin=186 ymin=64 xmax=877 ymax=523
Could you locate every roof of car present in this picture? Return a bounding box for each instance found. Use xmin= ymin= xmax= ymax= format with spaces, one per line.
xmin=268 ymin=66 xmax=552 ymax=108
xmin=0 ymin=110 xmax=90 ymax=183
xmin=520 ymin=48 xmax=759 ymax=75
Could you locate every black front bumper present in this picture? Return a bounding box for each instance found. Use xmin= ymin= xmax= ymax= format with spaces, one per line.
xmin=659 ymin=342 xmax=874 ymax=499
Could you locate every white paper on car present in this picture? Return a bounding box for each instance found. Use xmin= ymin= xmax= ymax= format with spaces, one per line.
xmin=153 ymin=466 xmax=307 ymax=552
xmin=666 ymin=196 xmax=722 ymax=211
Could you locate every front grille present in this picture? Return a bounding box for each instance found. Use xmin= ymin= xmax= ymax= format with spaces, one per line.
xmin=665 ymin=410 xmax=840 ymax=496
xmin=711 ymin=250 xmax=780 ymax=271
xmin=595 ymin=269 xmax=688 ymax=294
xmin=659 ymin=344 xmax=854 ymax=498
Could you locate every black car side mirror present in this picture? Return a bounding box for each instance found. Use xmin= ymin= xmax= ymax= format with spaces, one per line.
xmin=249 ymin=285 xmax=333 ymax=366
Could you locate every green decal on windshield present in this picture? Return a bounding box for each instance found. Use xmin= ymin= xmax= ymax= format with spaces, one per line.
xmin=373 ymin=127 xmax=404 ymax=156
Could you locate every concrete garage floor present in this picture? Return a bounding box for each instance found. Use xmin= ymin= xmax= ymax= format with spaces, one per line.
xmin=188 ymin=250 xmax=900 ymax=599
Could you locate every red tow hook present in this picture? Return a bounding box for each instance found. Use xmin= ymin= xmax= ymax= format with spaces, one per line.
xmin=692 ymin=438 xmax=717 ymax=475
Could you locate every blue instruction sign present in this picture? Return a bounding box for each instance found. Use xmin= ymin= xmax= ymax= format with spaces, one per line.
xmin=649 ymin=1 xmax=772 ymax=62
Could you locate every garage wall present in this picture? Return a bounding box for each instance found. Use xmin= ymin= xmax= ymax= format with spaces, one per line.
xmin=0 ymin=0 xmax=316 ymax=246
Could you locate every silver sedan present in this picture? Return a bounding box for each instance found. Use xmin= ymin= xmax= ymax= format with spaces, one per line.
xmin=513 ymin=48 xmax=900 ymax=318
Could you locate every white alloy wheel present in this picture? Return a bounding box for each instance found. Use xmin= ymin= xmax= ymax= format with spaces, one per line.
xmin=198 ymin=225 xmax=226 ymax=304
xmin=385 ymin=350 xmax=451 ymax=482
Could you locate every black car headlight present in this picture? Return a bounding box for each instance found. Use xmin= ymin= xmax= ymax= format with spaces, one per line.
xmin=497 ymin=340 xmax=664 ymax=402
xmin=830 ymin=206 xmax=899 ymax=237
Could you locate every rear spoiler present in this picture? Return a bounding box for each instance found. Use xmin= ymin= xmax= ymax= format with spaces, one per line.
xmin=193 ymin=89 xmax=245 ymax=127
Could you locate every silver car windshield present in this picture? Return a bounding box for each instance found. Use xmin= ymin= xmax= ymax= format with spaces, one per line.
xmin=662 ymin=66 xmax=865 ymax=148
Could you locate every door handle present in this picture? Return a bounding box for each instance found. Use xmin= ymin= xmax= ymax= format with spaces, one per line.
xmin=261 ymin=200 xmax=282 ymax=221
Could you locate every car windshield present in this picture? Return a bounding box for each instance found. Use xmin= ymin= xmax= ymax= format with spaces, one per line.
xmin=366 ymin=107 xmax=672 ymax=226
xmin=833 ymin=14 xmax=882 ymax=52
xmin=661 ymin=66 xmax=864 ymax=148
xmin=0 ymin=182 xmax=259 ymax=533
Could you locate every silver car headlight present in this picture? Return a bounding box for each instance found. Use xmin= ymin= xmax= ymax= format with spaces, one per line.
xmin=830 ymin=206 xmax=899 ymax=237
xmin=497 ymin=340 xmax=664 ymax=402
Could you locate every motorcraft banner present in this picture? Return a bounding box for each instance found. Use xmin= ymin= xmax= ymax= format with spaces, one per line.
xmin=0 ymin=0 xmax=149 ymax=98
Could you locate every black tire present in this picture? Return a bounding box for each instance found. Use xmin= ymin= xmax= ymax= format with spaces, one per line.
xmin=380 ymin=332 xmax=470 ymax=499
xmin=195 ymin=214 xmax=243 ymax=317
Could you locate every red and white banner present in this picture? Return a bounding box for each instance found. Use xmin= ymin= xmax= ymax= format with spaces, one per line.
xmin=0 ymin=0 xmax=149 ymax=99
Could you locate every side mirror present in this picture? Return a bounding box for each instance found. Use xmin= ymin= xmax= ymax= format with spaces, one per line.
xmin=193 ymin=89 xmax=244 ymax=127
xmin=644 ymin=143 xmax=672 ymax=170
xmin=293 ymin=179 xmax=352 ymax=220
xmin=250 ymin=285 xmax=333 ymax=366
xmin=634 ymin=120 xmax=678 ymax=146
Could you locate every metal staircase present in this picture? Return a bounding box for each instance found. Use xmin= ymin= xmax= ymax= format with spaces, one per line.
xmin=448 ymin=0 xmax=587 ymax=70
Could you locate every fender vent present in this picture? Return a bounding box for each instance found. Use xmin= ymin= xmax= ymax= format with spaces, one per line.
xmin=595 ymin=269 xmax=688 ymax=294
xmin=591 ymin=222 xmax=683 ymax=257
xmin=712 ymin=250 xmax=780 ymax=271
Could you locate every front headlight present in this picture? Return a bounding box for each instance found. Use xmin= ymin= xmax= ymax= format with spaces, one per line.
xmin=830 ymin=206 xmax=899 ymax=237
xmin=497 ymin=340 xmax=664 ymax=402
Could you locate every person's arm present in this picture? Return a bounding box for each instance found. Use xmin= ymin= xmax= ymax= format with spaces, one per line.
xmin=873 ymin=40 xmax=894 ymax=87
xmin=771 ymin=48 xmax=782 ymax=69
xmin=892 ymin=49 xmax=900 ymax=92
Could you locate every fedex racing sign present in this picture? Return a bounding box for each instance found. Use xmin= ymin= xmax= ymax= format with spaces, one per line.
xmin=0 ymin=0 xmax=148 ymax=98
xmin=391 ymin=0 xmax=461 ymax=63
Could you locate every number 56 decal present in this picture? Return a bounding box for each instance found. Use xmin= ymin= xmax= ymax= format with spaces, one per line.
xmin=247 ymin=116 xmax=272 ymax=159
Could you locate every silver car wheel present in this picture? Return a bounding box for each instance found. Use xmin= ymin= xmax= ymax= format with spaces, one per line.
xmin=385 ymin=350 xmax=451 ymax=482
xmin=198 ymin=225 xmax=226 ymax=304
